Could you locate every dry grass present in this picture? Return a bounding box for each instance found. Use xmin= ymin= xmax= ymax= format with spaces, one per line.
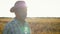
xmin=0 ymin=17 xmax=60 ymax=34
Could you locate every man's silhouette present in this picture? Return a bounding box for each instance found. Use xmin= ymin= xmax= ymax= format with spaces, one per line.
xmin=3 ymin=1 xmax=31 ymax=34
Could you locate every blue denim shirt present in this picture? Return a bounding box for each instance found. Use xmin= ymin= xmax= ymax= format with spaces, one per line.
xmin=3 ymin=18 xmax=31 ymax=34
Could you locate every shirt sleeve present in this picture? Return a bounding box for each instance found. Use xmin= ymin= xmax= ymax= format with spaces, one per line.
xmin=3 ymin=24 xmax=11 ymax=34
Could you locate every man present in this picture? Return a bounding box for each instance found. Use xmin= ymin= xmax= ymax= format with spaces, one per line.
xmin=3 ymin=1 xmax=31 ymax=34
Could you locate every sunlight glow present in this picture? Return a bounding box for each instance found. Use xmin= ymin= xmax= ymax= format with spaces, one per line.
xmin=25 ymin=0 xmax=60 ymax=17
xmin=0 ymin=0 xmax=60 ymax=17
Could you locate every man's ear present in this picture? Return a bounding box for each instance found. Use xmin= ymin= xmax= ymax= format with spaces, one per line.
xmin=10 ymin=7 xmax=15 ymax=13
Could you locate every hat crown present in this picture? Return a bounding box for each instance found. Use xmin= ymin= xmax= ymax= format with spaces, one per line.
xmin=14 ymin=1 xmax=26 ymax=8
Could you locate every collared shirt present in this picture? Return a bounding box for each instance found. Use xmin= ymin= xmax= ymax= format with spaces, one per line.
xmin=3 ymin=18 xmax=31 ymax=34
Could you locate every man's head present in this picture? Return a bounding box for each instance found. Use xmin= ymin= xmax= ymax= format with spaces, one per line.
xmin=10 ymin=1 xmax=27 ymax=20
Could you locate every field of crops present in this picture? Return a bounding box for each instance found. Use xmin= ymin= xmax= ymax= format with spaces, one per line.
xmin=0 ymin=17 xmax=60 ymax=34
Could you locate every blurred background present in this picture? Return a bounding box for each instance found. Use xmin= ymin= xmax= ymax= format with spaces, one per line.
xmin=0 ymin=17 xmax=60 ymax=34
xmin=0 ymin=0 xmax=60 ymax=17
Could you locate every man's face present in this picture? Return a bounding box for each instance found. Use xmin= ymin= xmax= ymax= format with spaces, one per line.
xmin=15 ymin=7 xmax=27 ymax=19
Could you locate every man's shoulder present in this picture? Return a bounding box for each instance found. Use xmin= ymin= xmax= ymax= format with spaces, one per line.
xmin=7 ymin=20 xmax=15 ymax=24
xmin=5 ymin=19 xmax=16 ymax=27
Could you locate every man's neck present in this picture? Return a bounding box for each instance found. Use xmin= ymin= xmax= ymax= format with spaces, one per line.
xmin=15 ymin=17 xmax=25 ymax=23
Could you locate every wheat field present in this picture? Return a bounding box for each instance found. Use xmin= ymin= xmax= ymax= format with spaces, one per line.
xmin=0 ymin=17 xmax=60 ymax=34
